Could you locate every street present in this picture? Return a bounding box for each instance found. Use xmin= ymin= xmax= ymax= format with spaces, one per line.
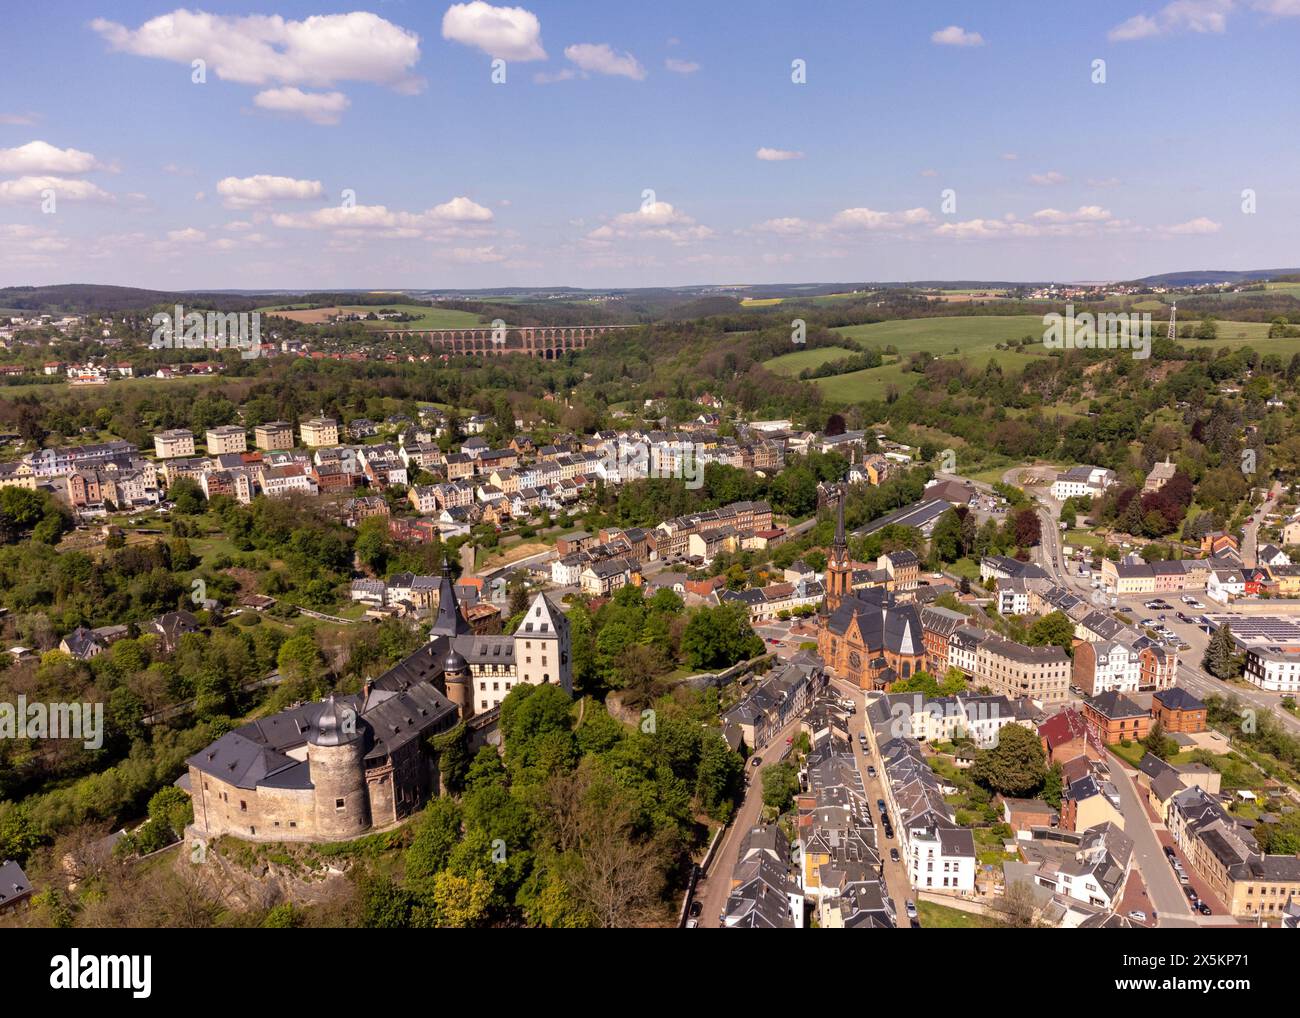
xmin=692 ymin=709 xmax=806 ymax=928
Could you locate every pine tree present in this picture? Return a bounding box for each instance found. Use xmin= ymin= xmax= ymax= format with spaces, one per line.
xmin=1202 ymin=623 xmax=1239 ymax=680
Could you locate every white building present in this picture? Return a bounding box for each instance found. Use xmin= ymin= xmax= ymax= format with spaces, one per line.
xmin=1050 ymin=465 xmax=1116 ymax=501
xmin=1244 ymin=648 xmax=1300 ymax=693
xmin=907 ymin=824 xmax=976 ymax=893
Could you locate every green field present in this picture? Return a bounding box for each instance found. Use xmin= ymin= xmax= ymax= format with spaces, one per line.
xmin=763 ymin=345 xmax=859 ymax=376
xmin=794 ymin=315 xmax=1051 ymax=403
xmin=260 ymin=303 xmax=483 ymax=330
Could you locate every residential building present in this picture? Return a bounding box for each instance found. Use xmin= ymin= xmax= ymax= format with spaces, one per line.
xmin=154 ymin=429 xmax=196 ymax=459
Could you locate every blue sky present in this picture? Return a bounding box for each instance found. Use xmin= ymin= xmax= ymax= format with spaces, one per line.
xmin=1 ymin=0 xmax=1298 ymax=290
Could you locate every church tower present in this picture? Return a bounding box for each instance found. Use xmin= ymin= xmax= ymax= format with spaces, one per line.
xmin=431 ymin=555 xmax=473 ymax=718
xmin=826 ymin=489 xmax=852 ymax=612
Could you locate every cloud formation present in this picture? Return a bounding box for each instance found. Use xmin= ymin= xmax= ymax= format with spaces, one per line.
xmin=90 ymin=9 xmax=424 ymax=111
xmin=441 ymin=2 xmax=546 ymax=61
xmin=931 ymin=25 xmax=985 ymax=46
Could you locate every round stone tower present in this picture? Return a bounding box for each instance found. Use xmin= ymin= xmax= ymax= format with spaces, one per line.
xmin=307 ymin=694 xmax=370 ymax=840
xmin=443 ymin=643 xmax=472 ymax=720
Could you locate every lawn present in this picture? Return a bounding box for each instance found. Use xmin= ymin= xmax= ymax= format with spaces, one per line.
xmin=762 ymin=345 xmax=860 ymax=376
xmin=917 ymin=900 xmax=1002 ymax=928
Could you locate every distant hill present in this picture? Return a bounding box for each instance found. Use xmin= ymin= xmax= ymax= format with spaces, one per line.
xmin=0 ymin=284 xmax=295 ymax=314
xmin=1129 ymin=268 xmax=1300 ymax=287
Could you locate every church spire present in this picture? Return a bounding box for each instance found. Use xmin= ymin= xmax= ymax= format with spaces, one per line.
xmin=431 ymin=553 xmax=471 ymax=637
xmin=834 ymin=488 xmax=846 ymax=550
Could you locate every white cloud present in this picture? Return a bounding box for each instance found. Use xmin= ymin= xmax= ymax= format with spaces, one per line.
xmin=254 ymin=87 xmax=350 ymax=125
xmin=1032 ymin=205 xmax=1113 ymax=223
xmin=216 ymin=174 xmax=323 ymax=208
xmin=1164 ymin=216 xmax=1221 ymax=234
xmin=167 ymin=227 xmax=207 ymax=243
xmin=1028 ymin=170 xmax=1068 ymax=185
xmin=91 ymin=10 xmax=424 ymax=94
xmin=587 ymin=201 xmax=710 ymax=244
xmin=931 ymin=25 xmax=985 ymax=46
xmin=832 ymin=207 xmax=936 ymax=230
xmin=0 ymin=176 xmax=114 ymax=203
xmin=1108 ymin=1 xmax=1233 ymax=41
xmin=564 ymin=43 xmax=646 ymax=80
xmin=271 ymin=196 xmax=493 ymax=231
xmin=1001 ymin=152 xmax=1019 ymax=161
xmin=441 ymin=2 xmax=546 ymax=61
xmin=0 ymin=112 xmax=40 ymax=126
xmin=756 ymin=147 xmax=805 ymax=161
xmin=0 ymin=140 xmax=101 ymax=175
xmin=665 ymin=57 xmax=700 ymax=74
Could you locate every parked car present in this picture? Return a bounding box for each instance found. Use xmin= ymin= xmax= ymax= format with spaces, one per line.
xmin=866 ymin=765 xmax=877 ymax=778
xmin=883 ymin=826 xmax=894 ymax=840
xmin=1198 ymin=902 xmax=1212 ymax=915
xmin=751 ymin=756 xmax=762 ymax=768
xmin=905 ymin=899 xmax=918 ymax=920
xmin=889 ymin=848 xmax=900 ymax=863
xmin=689 ymin=901 xmax=702 ymax=919
xmin=876 ymin=799 xmax=886 ymax=811
xmin=1127 ymin=910 xmax=1147 ymax=922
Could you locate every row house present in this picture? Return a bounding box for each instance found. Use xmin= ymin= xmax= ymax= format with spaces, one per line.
xmin=261 ymin=464 xmax=318 ymax=498
xmin=341 ymin=495 xmax=389 ymax=526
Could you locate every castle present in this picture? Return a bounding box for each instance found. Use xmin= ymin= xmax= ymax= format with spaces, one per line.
xmin=185 ymin=569 xmax=571 ymax=843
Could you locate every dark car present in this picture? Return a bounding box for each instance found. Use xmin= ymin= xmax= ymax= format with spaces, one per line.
xmin=1198 ymin=903 xmax=1212 ymax=915
xmin=689 ymin=900 xmax=702 ymax=919
xmin=751 ymin=755 xmax=762 ymax=768
xmin=1184 ymin=887 xmax=1197 ymax=901
xmin=883 ymin=826 xmax=894 ymax=839
xmin=876 ymin=799 xmax=886 ymax=811
xmin=866 ymin=765 xmax=877 ymax=778
xmin=889 ymin=848 xmax=900 ymax=863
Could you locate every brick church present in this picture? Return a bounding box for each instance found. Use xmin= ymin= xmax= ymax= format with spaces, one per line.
xmin=817 ymin=496 xmax=928 ymax=690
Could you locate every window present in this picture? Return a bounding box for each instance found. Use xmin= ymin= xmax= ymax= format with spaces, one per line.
xmin=240 ymin=800 xmax=247 ymax=812
xmin=335 ymin=798 xmax=346 ymax=811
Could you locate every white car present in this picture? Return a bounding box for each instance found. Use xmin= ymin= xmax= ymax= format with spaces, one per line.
xmin=1127 ymin=910 xmax=1147 ymax=923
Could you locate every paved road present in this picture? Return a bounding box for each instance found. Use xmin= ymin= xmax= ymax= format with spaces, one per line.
xmin=837 ymin=680 xmax=914 ymax=925
xmin=1106 ymin=757 xmax=1197 ymax=926
xmin=1241 ymin=481 xmax=1282 ymax=569
xmin=693 ymin=710 xmax=805 ymax=928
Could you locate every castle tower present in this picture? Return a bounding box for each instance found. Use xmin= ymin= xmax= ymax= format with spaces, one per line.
xmin=826 ymin=491 xmax=853 ymax=613
xmin=514 ymin=592 xmax=573 ymax=694
xmin=431 ymin=555 xmax=474 ymax=717
xmin=307 ymin=694 xmax=370 ymax=840
xmin=442 ymin=643 xmax=472 ymax=720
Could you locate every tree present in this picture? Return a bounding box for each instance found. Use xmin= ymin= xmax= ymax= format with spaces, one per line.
xmin=1143 ymin=720 xmax=1177 ymax=760
xmin=1202 ymin=623 xmax=1240 ymax=680
xmin=1011 ymin=507 xmax=1041 ymax=547
xmin=1027 ymin=611 xmax=1075 ymax=656
xmin=761 ymin=761 xmax=800 ymax=813
xmin=994 ymin=880 xmax=1041 ymax=928
xmin=971 ymin=724 xmax=1047 ymax=797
